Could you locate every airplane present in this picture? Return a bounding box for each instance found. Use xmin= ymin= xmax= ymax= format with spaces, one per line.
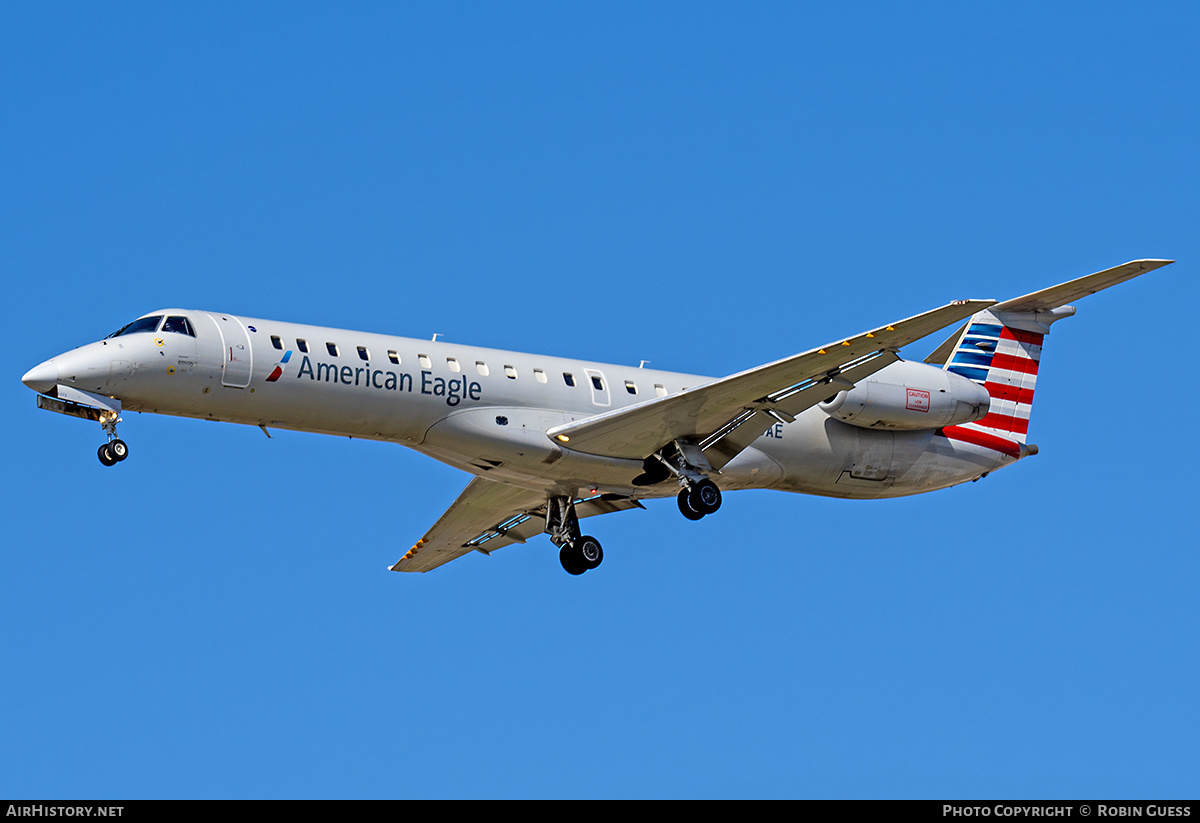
xmin=21 ymin=259 xmax=1171 ymax=576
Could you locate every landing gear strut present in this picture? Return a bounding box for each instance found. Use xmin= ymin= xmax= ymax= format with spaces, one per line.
xmin=546 ymin=496 xmax=604 ymax=575
xmin=96 ymin=411 xmax=129 ymax=467
xmin=652 ymin=441 xmax=723 ymax=521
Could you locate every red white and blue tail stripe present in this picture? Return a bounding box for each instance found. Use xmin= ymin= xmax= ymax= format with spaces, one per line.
xmin=928 ymin=260 xmax=1173 ymax=459
xmin=944 ymin=314 xmax=1042 ymax=448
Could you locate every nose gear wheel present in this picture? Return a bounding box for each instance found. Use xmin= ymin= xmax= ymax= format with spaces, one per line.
xmin=95 ymin=410 xmax=129 ymax=467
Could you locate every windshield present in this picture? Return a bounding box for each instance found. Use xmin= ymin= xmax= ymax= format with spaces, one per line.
xmin=105 ymin=315 xmax=163 ymax=338
xmin=162 ymin=316 xmax=196 ymax=336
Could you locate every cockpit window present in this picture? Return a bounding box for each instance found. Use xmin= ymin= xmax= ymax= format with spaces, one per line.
xmin=106 ymin=315 xmax=163 ymax=338
xmin=162 ymin=316 xmax=196 ymax=337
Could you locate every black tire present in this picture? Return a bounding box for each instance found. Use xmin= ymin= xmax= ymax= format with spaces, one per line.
xmin=109 ymin=439 xmax=129 ymax=462
xmin=559 ymin=544 xmax=587 ymax=575
xmin=97 ymin=444 xmax=117 ymax=467
xmin=691 ymin=479 xmax=722 ymax=515
xmin=678 ymin=488 xmax=705 ymax=520
xmin=577 ymin=535 xmax=603 ymax=570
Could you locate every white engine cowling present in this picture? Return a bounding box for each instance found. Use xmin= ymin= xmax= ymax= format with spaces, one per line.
xmin=819 ymin=360 xmax=989 ymax=430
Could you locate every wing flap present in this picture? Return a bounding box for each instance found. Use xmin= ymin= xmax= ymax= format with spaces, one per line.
xmin=391 ymin=478 xmax=547 ymax=573
xmin=547 ymin=299 xmax=993 ymax=461
xmin=702 ymin=351 xmax=899 ymax=468
xmin=391 ymin=479 xmax=644 ymax=573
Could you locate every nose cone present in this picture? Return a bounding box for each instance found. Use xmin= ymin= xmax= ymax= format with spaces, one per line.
xmin=21 ymin=359 xmax=58 ymax=394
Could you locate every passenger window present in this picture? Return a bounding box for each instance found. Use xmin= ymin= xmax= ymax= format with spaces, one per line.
xmin=563 ymin=373 xmax=576 ymax=387
xmin=418 ymin=354 xmax=431 ymax=368
xmin=388 ymin=350 xmax=400 ymax=365
xmin=625 ymin=380 xmax=637 ymax=394
xmin=326 ymin=342 xmax=339 ymax=357
xmin=163 ymin=316 xmax=196 ymax=337
xmin=296 ymin=339 xmax=309 ymax=353
xmin=357 ymin=346 xmax=369 ymax=361
xmin=447 ymin=358 xmax=461 ymax=372
xmin=476 ymin=361 xmax=489 ymax=376
xmin=270 ymin=335 xmax=283 ymax=350
xmin=591 ymin=375 xmax=604 ymax=391
xmin=655 ymin=384 xmax=667 ymax=397
xmin=534 ymin=369 xmax=547 ymax=384
xmin=504 ymin=365 xmax=518 ymax=379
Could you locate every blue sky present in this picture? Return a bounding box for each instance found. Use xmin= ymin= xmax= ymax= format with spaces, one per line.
xmin=3 ymin=2 xmax=1197 ymax=799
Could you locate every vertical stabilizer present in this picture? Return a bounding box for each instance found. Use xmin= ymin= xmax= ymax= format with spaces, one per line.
xmin=940 ymin=310 xmax=1065 ymax=445
xmin=925 ymin=259 xmax=1172 ymax=453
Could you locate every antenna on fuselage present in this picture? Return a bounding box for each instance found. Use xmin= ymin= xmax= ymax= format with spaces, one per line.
xmin=639 ymin=360 xmax=650 ymax=369
xmin=431 ymin=333 xmax=442 ymax=342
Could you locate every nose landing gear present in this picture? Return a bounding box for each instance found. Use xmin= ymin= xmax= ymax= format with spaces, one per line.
xmin=96 ymin=411 xmax=129 ymax=467
xmin=97 ymin=439 xmax=129 ymax=466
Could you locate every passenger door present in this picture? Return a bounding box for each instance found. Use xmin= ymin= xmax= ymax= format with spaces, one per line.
xmin=211 ymin=314 xmax=253 ymax=388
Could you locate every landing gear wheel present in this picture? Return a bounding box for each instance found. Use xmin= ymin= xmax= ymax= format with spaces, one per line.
xmin=691 ymin=479 xmax=721 ymax=515
xmin=109 ymin=439 xmax=129 ymax=462
xmin=559 ymin=544 xmax=588 ymax=576
xmin=678 ymin=488 xmax=705 ymax=520
xmin=97 ymin=443 xmax=117 ymax=467
xmin=678 ymin=480 xmax=722 ymax=519
xmin=559 ymin=536 xmax=604 ymax=575
xmin=577 ymin=535 xmax=603 ymax=570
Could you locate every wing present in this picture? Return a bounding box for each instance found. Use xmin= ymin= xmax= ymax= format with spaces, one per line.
xmin=546 ymin=299 xmax=994 ymax=467
xmin=391 ymin=477 xmax=644 ymax=573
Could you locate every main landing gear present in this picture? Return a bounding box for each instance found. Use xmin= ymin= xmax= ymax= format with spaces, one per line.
xmin=95 ymin=411 xmax=129 ymax=467
xmin=677 ymin=478 xmax=722 ymax=521
xmin=546 ymin=496 xmax=604 ymax=575
xmin=647 ymin=441 xmax=724 ymax=522
xmin=559 ymin=535 xmax=603 ymax=576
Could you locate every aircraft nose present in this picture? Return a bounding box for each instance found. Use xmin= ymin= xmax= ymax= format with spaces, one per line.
xmin=21 ymin=359 xmax=58 ymax=394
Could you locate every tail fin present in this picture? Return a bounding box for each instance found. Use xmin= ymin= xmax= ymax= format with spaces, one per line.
xmin=936 ymin=310 xmax=1056 ymax=445
xmin=926 ymin=259 xmax=1173 ymax=448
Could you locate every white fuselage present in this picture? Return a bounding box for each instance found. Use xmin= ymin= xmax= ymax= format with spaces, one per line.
xmin=27 ymin=308 xmax=1016 ymax=501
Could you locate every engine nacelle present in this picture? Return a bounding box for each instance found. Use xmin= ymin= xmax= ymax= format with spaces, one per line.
xmin=819 ymin=360 xmax=989 ymax=430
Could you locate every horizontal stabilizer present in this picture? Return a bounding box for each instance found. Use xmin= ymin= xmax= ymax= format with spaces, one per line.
xmin=927 ymin=259 xmax=1173 ymax=364
xmin=993 ymin=259 xmax=1173 ymax=314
